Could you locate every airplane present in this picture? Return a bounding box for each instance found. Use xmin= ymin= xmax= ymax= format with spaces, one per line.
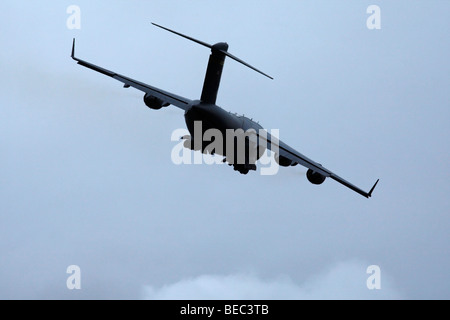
xmin=70 ymin=23 xmax=379 ymax=198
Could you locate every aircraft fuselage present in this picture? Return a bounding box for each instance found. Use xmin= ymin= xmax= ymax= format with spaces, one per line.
xmin=183 ymin=101 xmax=265 ymax=173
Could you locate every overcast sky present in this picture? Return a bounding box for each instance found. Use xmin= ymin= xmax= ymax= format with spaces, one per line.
xmin=1 ymin=0 xmax=449 ymax=299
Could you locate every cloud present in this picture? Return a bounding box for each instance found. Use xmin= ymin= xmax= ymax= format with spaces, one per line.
xmin=142 ymin=260 xmax=404 ymax=300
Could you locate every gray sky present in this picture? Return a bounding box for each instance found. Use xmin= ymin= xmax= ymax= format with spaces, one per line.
xmin=1 ymin=0 xmax=449 ymax=299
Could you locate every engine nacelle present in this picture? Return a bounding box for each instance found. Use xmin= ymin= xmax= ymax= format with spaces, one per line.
xmin=306 ymin=169 xmax=326 ymax=185
xmin=143 ymin=94 xmax=169 ymax=110
xmin=275 ymin=154 xmax=296 ymax=167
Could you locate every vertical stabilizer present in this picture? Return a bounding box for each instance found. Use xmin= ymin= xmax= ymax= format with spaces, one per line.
xmin=151 ymin=23 xmax=272 ymax=105
xmin=201 ymin=43 xmax=228 ymax=105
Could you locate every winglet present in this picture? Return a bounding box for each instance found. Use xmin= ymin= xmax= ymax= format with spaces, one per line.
xmin=367 ymin=179 xmax=380 ymax=198
xmin=71 ymin=38 xmax=76 ymax=59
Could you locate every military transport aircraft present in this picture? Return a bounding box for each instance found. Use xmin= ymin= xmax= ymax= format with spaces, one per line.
xmin=71 ymin=23 xmax=379 ymax=198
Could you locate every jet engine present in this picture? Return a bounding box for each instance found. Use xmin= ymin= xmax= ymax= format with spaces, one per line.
xmin=143 ymin=93 xmax=169 ymax=110
xmin=275 ymin=154 xmax=297 ymax=167
xmin=306 ymin=169 xmax=326 ymax=185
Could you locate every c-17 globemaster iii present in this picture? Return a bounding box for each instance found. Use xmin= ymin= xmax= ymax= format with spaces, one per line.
xmin=71 ymin=23 xmax=379 ymax=198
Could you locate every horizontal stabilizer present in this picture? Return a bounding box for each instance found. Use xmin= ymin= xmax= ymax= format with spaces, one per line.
xmin=152 ymin=22 xmax=273 ymax=80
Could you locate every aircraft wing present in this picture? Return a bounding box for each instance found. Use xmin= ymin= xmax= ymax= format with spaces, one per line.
xmin=70 ymin=39 xmax=192 ymax=111
xmin=259 ymin=131 xmax=379 ymax=198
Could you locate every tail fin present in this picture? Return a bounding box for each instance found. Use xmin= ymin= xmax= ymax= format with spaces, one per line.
xmin=152 ymin=23 xmax=273 ymax=80
xmin=152 ymin=23 xmax=272 ymax=104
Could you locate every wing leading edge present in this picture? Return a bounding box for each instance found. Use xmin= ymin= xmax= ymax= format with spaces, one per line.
xmin=260 ymin=131 xmax=379 ymax=198
xmin=70 ymin=39 xmax=192 ymax=111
